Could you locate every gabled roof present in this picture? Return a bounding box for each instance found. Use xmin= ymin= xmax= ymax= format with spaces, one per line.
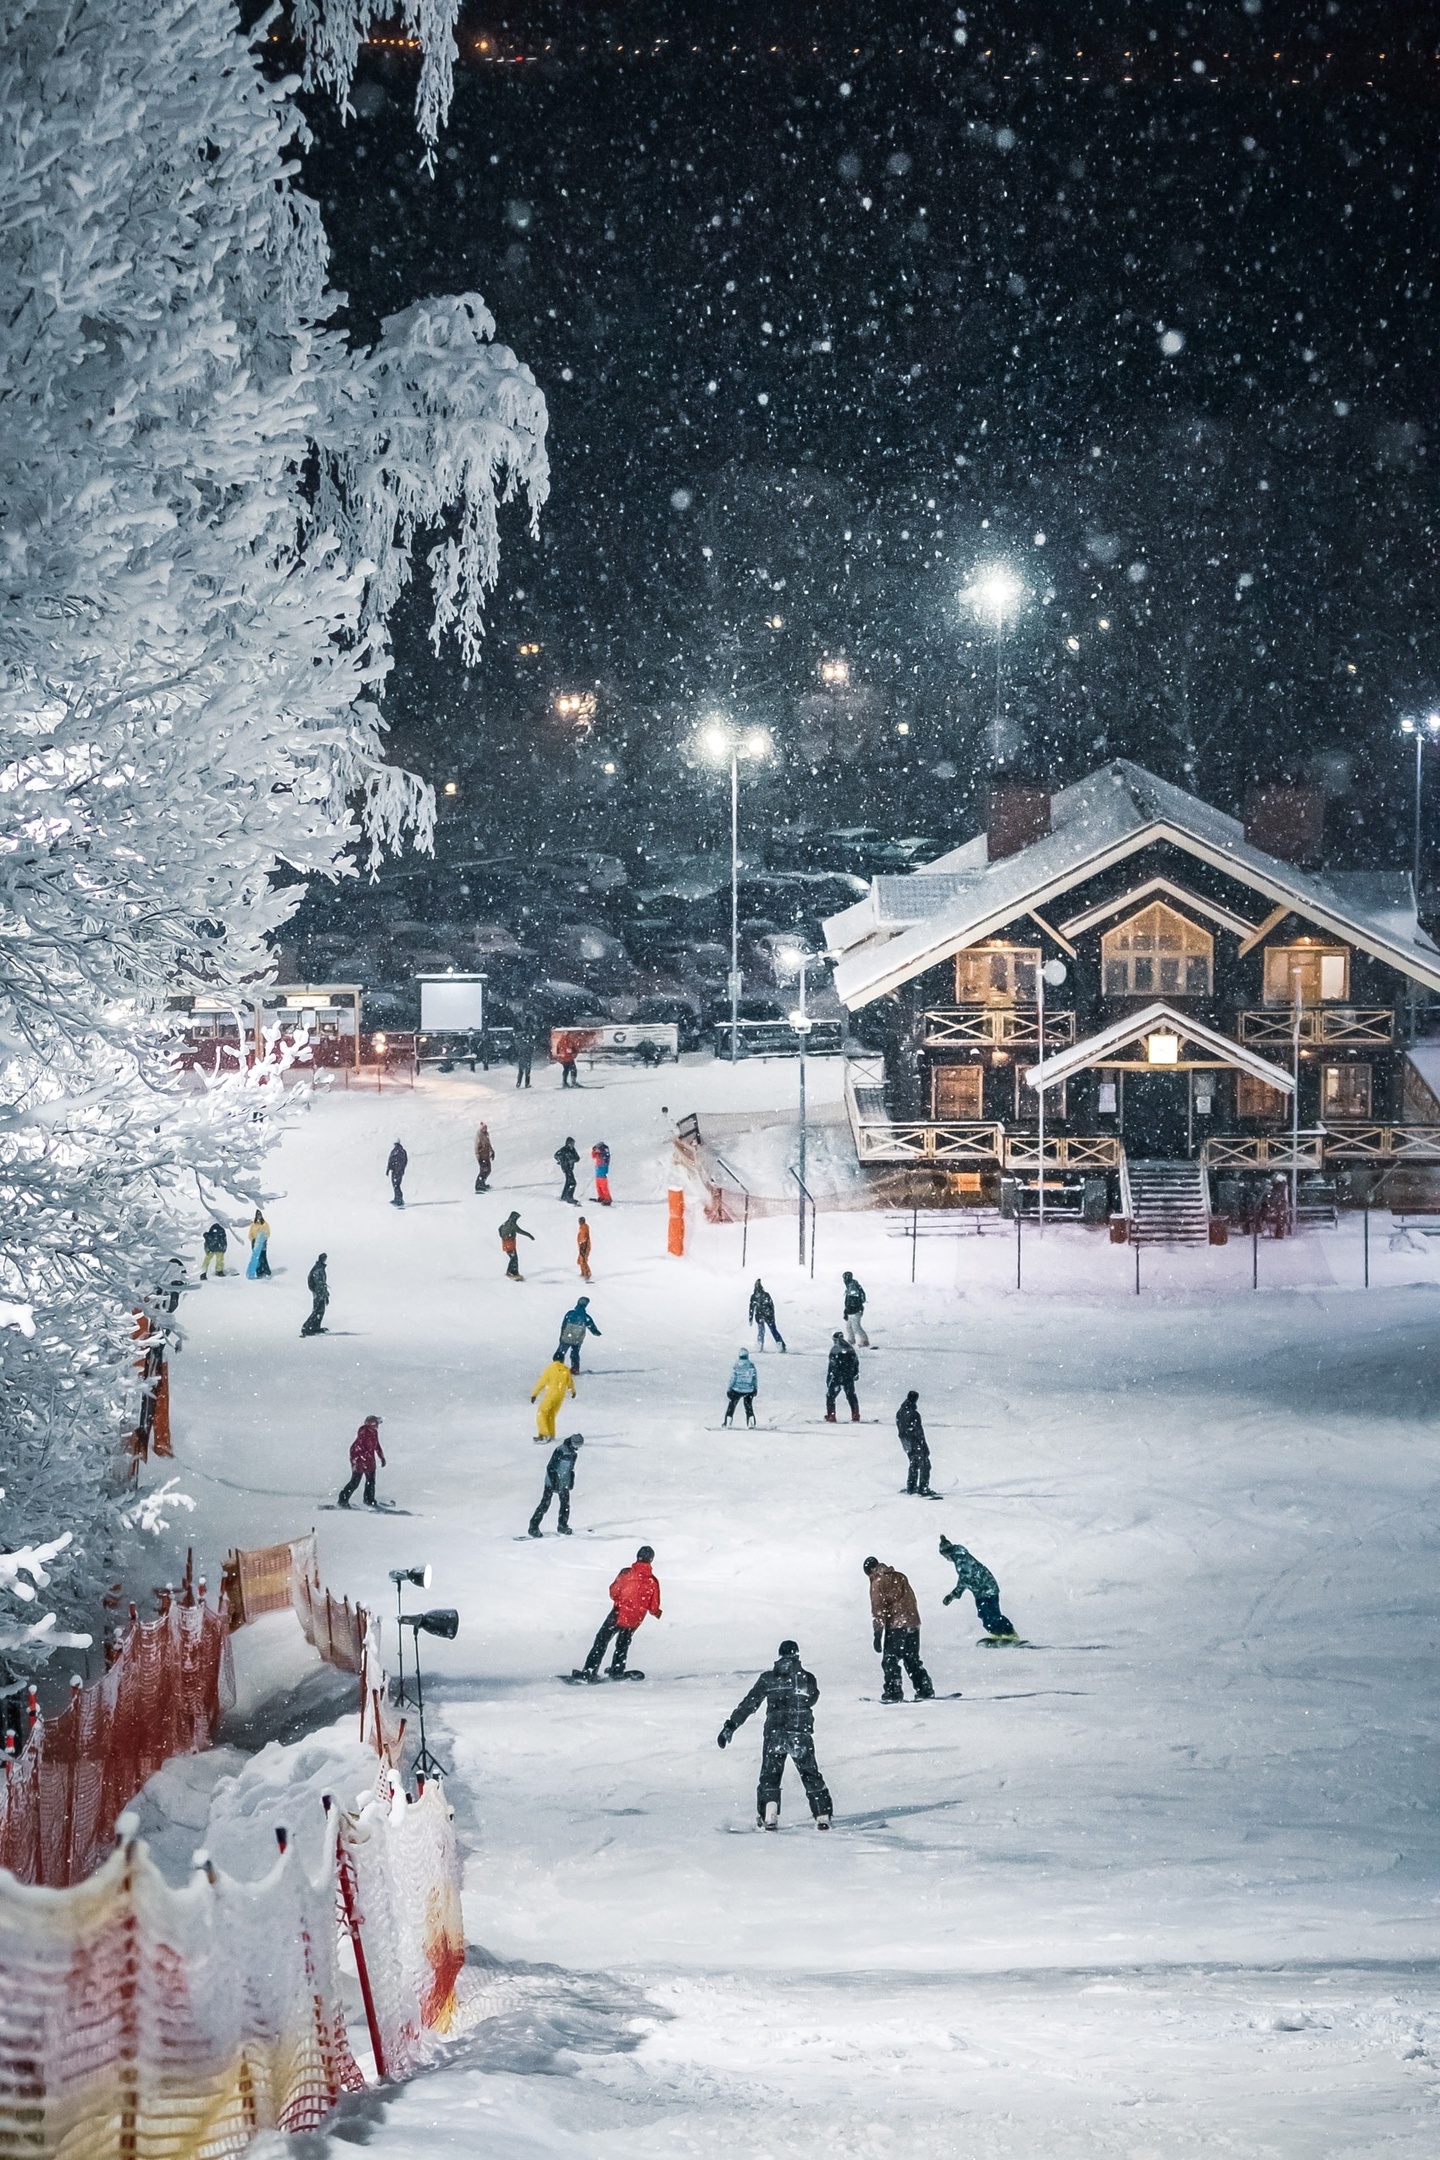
xmin=826 ymin=759 xmax=1440 ymax=1008
xmin=1025 ymin=1001 xmax=1296 ymax=1095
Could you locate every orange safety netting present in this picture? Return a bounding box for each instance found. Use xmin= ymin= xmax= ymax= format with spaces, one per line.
xmin=0 ymin=1824 xmax=363 ymax=2159
xmin=0 ymin=1601 xmax=233 ymax=1889
xmin=339 ymin=1769 xmax=468 ymax=2080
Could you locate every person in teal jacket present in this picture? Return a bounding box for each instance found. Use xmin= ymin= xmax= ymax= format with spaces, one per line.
xmin=938 ymin=1535 xmax=1017 ymax=1639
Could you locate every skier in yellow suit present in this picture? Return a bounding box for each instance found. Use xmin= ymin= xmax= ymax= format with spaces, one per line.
xmin=530 ymin=1355 xmax=576 ymax=1441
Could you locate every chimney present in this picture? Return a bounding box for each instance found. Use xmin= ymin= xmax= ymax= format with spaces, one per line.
xmin=1244 ymin=784 xmax=1324 ymax=867
xmin=987 ymin=784 xmax=1051 ymax=863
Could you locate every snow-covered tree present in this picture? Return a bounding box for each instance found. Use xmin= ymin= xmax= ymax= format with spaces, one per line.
xmin=0 ymin=0 xmax=545 ymax=1677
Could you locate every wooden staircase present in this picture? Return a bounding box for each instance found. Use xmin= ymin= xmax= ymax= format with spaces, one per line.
xmin=1127 ymin=1158 xmax=1211 ymax=1246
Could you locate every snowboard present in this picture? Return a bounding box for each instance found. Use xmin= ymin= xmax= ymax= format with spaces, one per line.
xmin=976 ymin=1636 xmax=1031 ymax=1648
xmin=860 ymin=1691 xmax=964 ymax=1703
xmin=898 ymin=1489 xmax=945 ymax=1499
xmin=320 ymin=1501 xmax=413 ymax=1515
xmin=559 ymin=1669 xmax=646 ymax=1684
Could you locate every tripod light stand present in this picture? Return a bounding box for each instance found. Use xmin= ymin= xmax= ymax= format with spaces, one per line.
xmin=388 ymin=1564 xmax=431 ymax=1706
xmin=398 ymin=1608 xmax=458 ymax=1782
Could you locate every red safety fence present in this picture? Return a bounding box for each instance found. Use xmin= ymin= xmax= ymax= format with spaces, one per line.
xmin=223 ymin=1532 xmax=405 ymax=1765
xmin=0 ymin=1598 xmax=233 ymax=1889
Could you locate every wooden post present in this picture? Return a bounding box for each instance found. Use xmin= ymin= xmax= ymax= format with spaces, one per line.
xmin=329 ymin=1802 xmax=387 ymax=2080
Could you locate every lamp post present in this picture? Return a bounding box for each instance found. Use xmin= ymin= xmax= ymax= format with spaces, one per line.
xmin=1036 ymin=959 xmax=1068 ymax=1228
xmin=698 ymin=719 xmax=772 ymax=1062
xmin=1399 ymin=712 xmax=1440 ymax=902
xmin=965 ymin=564 xmax=1025 ymax=767
xmin=777 ymin=942 xmax=821 ymax=1265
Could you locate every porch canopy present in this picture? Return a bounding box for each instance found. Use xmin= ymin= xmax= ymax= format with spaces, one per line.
xmin=1025 ymin=1000 xmax=1295 ymax=1095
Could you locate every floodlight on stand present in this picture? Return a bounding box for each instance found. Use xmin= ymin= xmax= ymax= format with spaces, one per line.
xmin=397 ymin=1609 xmax=459 ymax=1783
xmin=388 ymin=1565 xmax=433 ymax=1708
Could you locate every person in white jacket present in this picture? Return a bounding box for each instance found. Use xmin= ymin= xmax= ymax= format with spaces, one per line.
xmin=723 ymin=1348 xmax=759 ymax=1427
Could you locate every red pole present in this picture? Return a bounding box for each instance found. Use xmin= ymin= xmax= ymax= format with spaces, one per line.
xmin=329 ymin=1803 xmax=387 ymax=2080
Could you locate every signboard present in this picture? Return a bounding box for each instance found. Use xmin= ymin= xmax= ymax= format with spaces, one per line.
xmin=551 ymin=1023 xmax=679 ymax=1062
xmin=419 ymin=978 xmax=485 ymax=1032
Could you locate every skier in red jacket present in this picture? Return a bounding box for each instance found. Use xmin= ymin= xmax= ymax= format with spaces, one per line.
xmin=575 ymin=1545 xmax=661 ymax=1680
xmin=338 ymin=1415 xmax=386 ymax=1508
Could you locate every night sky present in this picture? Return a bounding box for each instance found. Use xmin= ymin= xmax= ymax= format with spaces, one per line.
xmin=290 ymin=0 xmax=1440 ymax=926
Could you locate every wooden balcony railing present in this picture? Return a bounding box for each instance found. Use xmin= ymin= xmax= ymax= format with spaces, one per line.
xmin=1202 ymin=1131 xmax=1327 ymax=1170
xmin=844 ymin=1060 xmax=1118 ymax=1169
xmin=1318 ymin=1124 xmax=1440 ymax=1162
xmin=1236 ymin=1008 xmax=1394 ymax=1046
xmin=1003 ymin=1133 xmax=1121 ymax=1170
xmin=922 ymin=1004 xmax=1077 ymax=1049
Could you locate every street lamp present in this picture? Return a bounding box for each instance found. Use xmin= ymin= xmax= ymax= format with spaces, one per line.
xmin=1399 ymin=712 xmax=1440 ymax=899
xmin=964 ymin=564 xmax=1025 ymax=766
xmin=776 ymin=941 xmax=822 ymax=1264
xmin=697 ymin=717 xmax=772 ymax=1063
xmin=1037 ymin=958 xmax=1067 ymax=1228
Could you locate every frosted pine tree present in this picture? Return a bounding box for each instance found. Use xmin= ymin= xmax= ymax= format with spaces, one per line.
xmin=0 ymin=0 xmax=544 ymax=1675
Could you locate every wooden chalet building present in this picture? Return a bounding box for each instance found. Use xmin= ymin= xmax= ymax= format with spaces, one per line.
xmin=824 ymin=760 xmax=1440 ymax=1227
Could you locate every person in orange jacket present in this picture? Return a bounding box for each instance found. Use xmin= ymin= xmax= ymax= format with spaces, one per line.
xmin=575 ymin=1546 xmax=661 ymax=1679
xmin=531 ymin=1355 xmax=576 ymax=1440
xmin=576 ymin=1215 xmax=592 ymax=1279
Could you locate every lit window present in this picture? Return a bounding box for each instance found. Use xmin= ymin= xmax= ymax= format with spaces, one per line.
xmin=954 ymin=945 xmax=1039 ymax=1004
xmin=1262 ymin=945 xmax=1349 ymax=1006
xmin=932 ymin=1064 xmax=984 ymax=1117
xmin=1321 ymin=1062 xmax=1371 ymax=1118
xmin=1237 ymin=1071 xmax=1287 ymax=1119
xmin=1101 ymin=904 xmax=1213 ymax=996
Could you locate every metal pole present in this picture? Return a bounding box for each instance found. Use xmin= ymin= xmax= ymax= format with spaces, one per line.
xmin=1252 ymin=1220 xmax=1259 ymax=1290
xmin=729 ymin=750 xmax=740 ymax=1066
xmin=1135 ymin=1240 xmax=1140 ymax=1296
xmin=1037 ymin=963 xmax=1045 ymax=1230
xmin=797 ymin=960 xmax=808 ymax=1268
xmin=911 ymin=1205 xmax=918 ymax=1284
xmin=741 ymin=1192 xmax=749 ymax=1272
xmin=1364 ymin=1202 xmax=1369 ymax=1287
xmin=1416 ymin=731 xmax=1424 ymax=902
xmin=1015 ymin=1206 xmax=1021 ymax=1290
xmin=994 ymin=619 xmax=1004 ymax=764
xmin=1291 ymin=982 xmax=1302 ymax=1231
xmin=809 ymin=1194 xmax=817 ymax=1281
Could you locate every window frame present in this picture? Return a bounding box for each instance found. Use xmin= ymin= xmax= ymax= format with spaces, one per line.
xmin=1100 ymin=902 xmax=1214 ymax=999
xmin=1236 ymin=1070 xmax=1288 ymax=1121
xmin=953 ymin=943 xmax=1040 ymax=1005
xmin=1320 ymin=1061 xmax=1372 ymax=1119
xmin=1262 ymin=944 xmax=1351 ymax=1007
xmin=931 ymin=1062 xmax=985 ymax=1118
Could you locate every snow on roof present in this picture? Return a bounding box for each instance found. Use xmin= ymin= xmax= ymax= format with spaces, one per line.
xmin=1404 ymin=1042 xmax=1440 ymax=1112
xmin=826 ymin=759 xmax=1440 ymax=1008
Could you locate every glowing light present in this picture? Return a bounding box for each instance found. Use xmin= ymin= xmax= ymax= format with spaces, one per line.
xmin=517 ymin=641 xmax=541 ymax=656
xmin=1146 ymin=1032 xmax=1180 ymax=1066
xmin=553 ymin=691 xmax=598 ymax=723
xmin=819 ymin=657 xmax=850 ymax=685
xmin=964 ymin=564 xmax=1024 ymax=621
xmin=443 ymin=781 xmax=458 ymax=796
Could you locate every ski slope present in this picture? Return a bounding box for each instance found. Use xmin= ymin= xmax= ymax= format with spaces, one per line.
xmin=162 ymin=1054 xmax=1440 ymax=2156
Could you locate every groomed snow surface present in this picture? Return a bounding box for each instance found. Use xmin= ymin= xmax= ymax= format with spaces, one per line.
xmin=163 ymin=1055 xmax=1440 ymax=2156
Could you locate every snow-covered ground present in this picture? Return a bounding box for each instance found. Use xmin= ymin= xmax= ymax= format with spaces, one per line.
xmin=157 ymin=1054 xmax=1440 ymax=2155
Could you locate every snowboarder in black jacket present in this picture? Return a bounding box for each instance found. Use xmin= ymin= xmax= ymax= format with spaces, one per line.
xmin=824 ymin=1333 xmax=860 ymax=1422
xmin=386 ymin=1140 xmax=407 ymax=1207
xmin=555 ymin=1136 xmax=580 ymax=1204
xmin=529 ymin=1433 xmax=583 ymax=1536
xmin=301 ymin=1253 xmax=329 ymax=1336
xmin=748 ymin=1278 xmax=786 ymax=1351
xmin=896 ymin=1390 xmax=935 ymax=1496
xmin=841 ymin=1269 xmax=870 ymax=1346
xmin=718 ymin=1640 xmax=832 ymax=1829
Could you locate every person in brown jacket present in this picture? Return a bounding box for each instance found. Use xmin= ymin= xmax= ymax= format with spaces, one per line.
xmin=474 ymin=1122 xmax=494 ymax=1193
xmin=863 ymin=1556 xmax=934 ymax=1703
xmin=576 ymin=1215 xmax=592 ymax=1280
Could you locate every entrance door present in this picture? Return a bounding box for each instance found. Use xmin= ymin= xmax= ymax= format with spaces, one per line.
xmin=1120 ymin=1071 xmax=1191 ymax=1158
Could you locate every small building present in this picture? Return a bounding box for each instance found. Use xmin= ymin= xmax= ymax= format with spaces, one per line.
xmin=824 ymin=760 xmax=1440 ymax=1224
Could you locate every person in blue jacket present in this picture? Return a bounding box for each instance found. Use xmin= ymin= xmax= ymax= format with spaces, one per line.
xmin=556 ymin=1295 xmax=602 ymax=1372
xmin=723 ymin=1348 xmax=759 ymax=1427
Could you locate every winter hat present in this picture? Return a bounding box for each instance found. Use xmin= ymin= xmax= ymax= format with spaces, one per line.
xmin=636 ymin=1544 xmax=655 ymax=1562
xmin=862 ymin=1556 xmax=879 ymax=1574
xmin=564 ymin=1433 xmax=584 ymax=1447
xmin=778 ymin=1639 xmax=799 ymax=1656
xmin=576 ymin=1296 xmax=589 ymax=1307
xmin=365 ymin=1414 xmax=383 ymax=1425
xmin=905 ymin=1389 xmax=919 ymax=1404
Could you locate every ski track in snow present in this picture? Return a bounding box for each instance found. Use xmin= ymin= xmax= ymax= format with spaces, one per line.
xmin=160 ymin=1057 xmax=1440 ymax=2155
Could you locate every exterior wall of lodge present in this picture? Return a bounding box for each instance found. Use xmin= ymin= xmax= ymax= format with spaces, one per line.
xmin=877 ymin=839 xmax=1412 ymax=1147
